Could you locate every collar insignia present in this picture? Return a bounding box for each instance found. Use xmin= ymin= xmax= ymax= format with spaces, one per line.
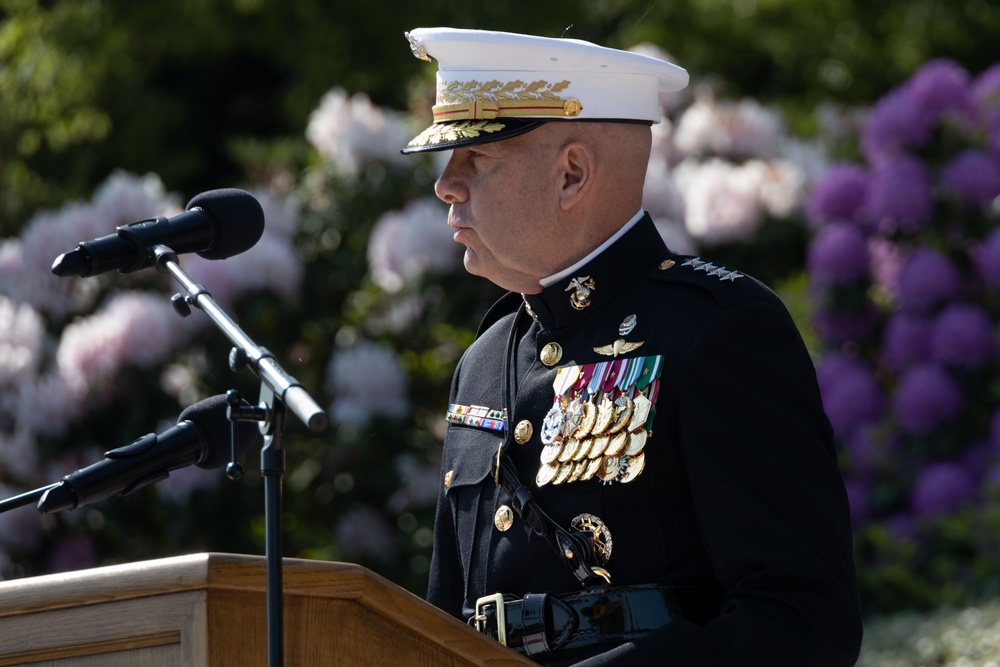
xmin=566 ymin=276 xmax=596 ymax=310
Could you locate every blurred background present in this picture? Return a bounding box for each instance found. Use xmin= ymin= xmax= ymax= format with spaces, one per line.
xmin=2 ymin=1 xmax=1000 ymax=663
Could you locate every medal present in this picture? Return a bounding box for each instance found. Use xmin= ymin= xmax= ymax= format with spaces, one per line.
xmin=582 ymin=457 xmax=603 ymax=481
xmin=558 ymin=437 xmax=581 ymax=463
xmin=624 ymin=429 xmax=647 ymax=456
xmin=536 ymin=463 xmax=558 ymax=487
xmin=620 ymin=452 xmax=646 ymax=483
xmin=592 ymin=395 xmax=615 ymax=435
xmin=597 ymin=455 xmax=620 ymax=482
xmin=588 ymin=434 xmax=610 ymax=459
xmin=628 ymin=392 xmax=653 ymax=432
xmin=607 ymin=394 xmax=634 ymax=435
xmin=552 ymin=463 xmax=573 ymax=485
xmin=540 ymin=404 xmax=564 ymax=446
xmin=540 ymin=441 xmax=563 ymax=465
xmin=605 ymin=429 xmax=630 ymax=457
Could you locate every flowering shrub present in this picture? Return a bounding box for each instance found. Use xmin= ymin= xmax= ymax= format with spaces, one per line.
xmin=806 ymin=59 xmax=1000 ymax=612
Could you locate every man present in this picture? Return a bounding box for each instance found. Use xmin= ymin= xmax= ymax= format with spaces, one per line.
xmin=401 ymin=27 xmax=863 ymax=666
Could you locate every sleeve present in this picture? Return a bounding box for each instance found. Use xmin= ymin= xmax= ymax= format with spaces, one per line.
xmin=426 ymin=353 xmax=466 ymax=618
xmin=574 ymin=299 xmax=864 ymax=667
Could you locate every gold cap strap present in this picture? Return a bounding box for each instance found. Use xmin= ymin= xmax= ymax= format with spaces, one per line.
xmin=432 ymin=98 xmax=583 ymax=122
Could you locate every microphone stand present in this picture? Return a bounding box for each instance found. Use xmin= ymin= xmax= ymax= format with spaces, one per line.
xmin=151 ymin=244 xmax=327 ymax=667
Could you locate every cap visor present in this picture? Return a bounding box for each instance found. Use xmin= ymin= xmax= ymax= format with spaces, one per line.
xmin=401 ymin=119 xmax=546 ymax=154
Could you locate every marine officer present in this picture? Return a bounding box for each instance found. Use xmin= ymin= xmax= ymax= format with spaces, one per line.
xmin=401 ymin=27 xmax=863 ymax=666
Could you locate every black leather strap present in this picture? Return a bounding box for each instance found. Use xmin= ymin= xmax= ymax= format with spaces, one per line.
xmin=472 ymin=583 xmax=680 ymax=658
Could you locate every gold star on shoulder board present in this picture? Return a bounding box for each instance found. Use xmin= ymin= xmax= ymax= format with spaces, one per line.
xmin=594 ymin=338 xmax=645 ymax=357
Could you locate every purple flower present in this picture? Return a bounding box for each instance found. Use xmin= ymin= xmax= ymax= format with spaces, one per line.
xmin=893 ymin=363 xmax=964 ymax=435
xmin=861 ymin=88 xmax=934 ymax=163
xmin=989 ymin=108 xmax=1000 ymax=156
xmin=910 ymin=461 xmax=976 ymax=517
xmin=897 ymin=247 xmax=961 ymax=313
xmin=905 ymin=58 xmax=976 ymax=124
xmin=991 ymin=407 xmax=1000 ymax=453
xmin=886 ymin=513 xmax=919 ymax=542
xmin=846 ymin=425 xmax=899 ymax=479
xmin=940 ymin=149 xmax=1000 ymax=207
xmin=972 ymin=63 xmax=1000 ymax=115
xmin=807 ymin=223 xmax=870 ymax=286
xmin=929 ymin=303 xmax=995 ymax=369
xmin=805 ymin=163 xmax=869 ymax=225
xmin=974 ymin=227 xmax=1000 ymax=288
xmin=812 ymin=304 xmax=879 ymax=345
xmin=882 ymin=313 xmax=932 ymax=371
xmin=816 ymin=353 xmax=886 ymax=440
xmin=869 ymin=237 xmax=907 ymax=297
xmin=862 ymin=156 xmax=934 ymax=234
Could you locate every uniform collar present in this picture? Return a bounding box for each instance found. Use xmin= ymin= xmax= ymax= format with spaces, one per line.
xmin=522 ymin=213 xmax=666 ymax=330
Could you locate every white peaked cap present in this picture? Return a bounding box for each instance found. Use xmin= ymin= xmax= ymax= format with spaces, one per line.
xmin=401 ymin=27 xmax=689 ymax=153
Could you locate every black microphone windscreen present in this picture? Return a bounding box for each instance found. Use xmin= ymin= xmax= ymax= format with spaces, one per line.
xmin=187 ymin=189 xmax=265 ymax=260
xmin=178 ymin=394 xmax=259 ymax=469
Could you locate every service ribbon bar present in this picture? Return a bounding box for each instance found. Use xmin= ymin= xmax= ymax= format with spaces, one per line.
xmin=446 ymin=403 xmax=507 ymax=433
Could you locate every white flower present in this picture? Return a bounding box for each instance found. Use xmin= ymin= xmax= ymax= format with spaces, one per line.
xmin=91 ymin=170 xmax=182 ymax=226
xmin=674 ymin=98 xmax=785 ymax=160
xmin=306 ymin=88 xmax=412 ymax=176
xmin=56 ymin=291 xmax=190 ymax=395
xmin=325 ymin=340 xmax=409 ymax=426
xmin=367 ymin=197 xmax=458 ymax=293
xmin=674 ymin=158 xmax=766 ymax=244
xmin=0 ymin=296 xmax=44 ymax=386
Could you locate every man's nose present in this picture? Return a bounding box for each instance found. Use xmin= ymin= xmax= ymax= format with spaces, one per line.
xmin=434 ymin=154 xmax=468 ymax=204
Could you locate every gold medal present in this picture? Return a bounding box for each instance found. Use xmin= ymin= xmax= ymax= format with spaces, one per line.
xmin=588 ymin=435 xmax=610 ymax=459
xmin=620 ymin=452 xmax=646 ymax=483
xmin=582 ymin=457 xmax=603 ymax=481
xmin=558 ymin=437 xmax=581 ymax=462
xmin=536 ymin=463 xmax=558 ymax=487
xmin=605 ymin=429 xmax=629 ymax=457
xmin=607 ymin=395 xmax=634 ymax=434
xmin=575 ymin=400 xmax=597 ymax=438
xmin=592 ymin=395 xmax=614 ymax=435
xmin=597 ymin=455 xmax=620 ymax=482
xmin=624 ymin=428 xmax=647 ymax=456
xmin=567 ymin=460 xmax=588 ymax=483
xmin=540 ymin=441 xmax=563 ymax=465
xmin=628 ymin=393 xmax=653 ymax=432
xmin=552 ymin=463 xmax=573 ymax=485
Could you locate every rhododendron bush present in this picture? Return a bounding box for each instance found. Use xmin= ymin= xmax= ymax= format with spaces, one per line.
xmin=806 ymin=59 xmax=1000 ymax=612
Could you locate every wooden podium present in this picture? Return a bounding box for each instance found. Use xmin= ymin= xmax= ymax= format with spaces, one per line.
xmin=0 ymin=552 xmax=533 ymax=666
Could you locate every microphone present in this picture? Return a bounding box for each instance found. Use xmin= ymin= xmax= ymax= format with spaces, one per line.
xmin=37 ymin=394 xmax=259 ymax=514
xmin=51 ymin=188 xmax=265 ymax=277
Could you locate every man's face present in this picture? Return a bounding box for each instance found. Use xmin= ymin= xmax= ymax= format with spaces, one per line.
xmin=434 ymin=129 xmax=566 ymax=294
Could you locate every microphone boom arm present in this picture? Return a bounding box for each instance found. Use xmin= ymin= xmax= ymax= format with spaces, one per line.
xmin=152 ymin=244 xmax=328 ymax=433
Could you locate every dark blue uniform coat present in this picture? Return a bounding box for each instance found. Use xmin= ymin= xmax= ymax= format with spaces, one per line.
xmin=428 ymin=214 xmax=863 ymax=665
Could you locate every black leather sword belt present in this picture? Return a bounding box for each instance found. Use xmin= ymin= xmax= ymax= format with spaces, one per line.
xmin=469 ymin=583 xmax=680 ymax=659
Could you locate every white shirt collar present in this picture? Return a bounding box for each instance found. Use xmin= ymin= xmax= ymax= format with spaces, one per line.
xmin=537 ymin=210 xmax=645 ymax=289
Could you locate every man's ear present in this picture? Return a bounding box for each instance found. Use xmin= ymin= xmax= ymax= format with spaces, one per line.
xmin=558 ymin=141 xmax=595 ymax=211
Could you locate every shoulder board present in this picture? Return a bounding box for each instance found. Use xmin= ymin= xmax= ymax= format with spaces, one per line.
xmin=649 ymin=253 xmax=778 ymax=308
xmin=475 ymin=291 xmax=524 ymax=338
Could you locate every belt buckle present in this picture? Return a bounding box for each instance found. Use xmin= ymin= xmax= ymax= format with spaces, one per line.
xmin=473 ymin=593 xmax=507 ymax=646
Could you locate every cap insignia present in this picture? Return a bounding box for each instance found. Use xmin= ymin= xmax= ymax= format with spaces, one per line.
xmin=567 ymin=276 xmax=596 ymax=310
xmin=405 ymin=32 xmax=432 ymax=62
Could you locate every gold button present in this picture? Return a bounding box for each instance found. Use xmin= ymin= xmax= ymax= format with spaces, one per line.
xmin=659 ymin=259 xmax=676 ymax=270
xmin=540 ymin=342 xmax=563 ymax=367
xmin=563 ymin=98 xmax=583 ymax=116
xmin=514 ymin=420 xmax=533 ymax=444
xmin=444 ymin=470 xmax=453 ymax=488
xmin=494 ymin=505 xmax=514 ymax=532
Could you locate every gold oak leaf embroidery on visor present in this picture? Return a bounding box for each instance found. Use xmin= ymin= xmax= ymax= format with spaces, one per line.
xmin=409 ymin=120 xmax=507 ymax=147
